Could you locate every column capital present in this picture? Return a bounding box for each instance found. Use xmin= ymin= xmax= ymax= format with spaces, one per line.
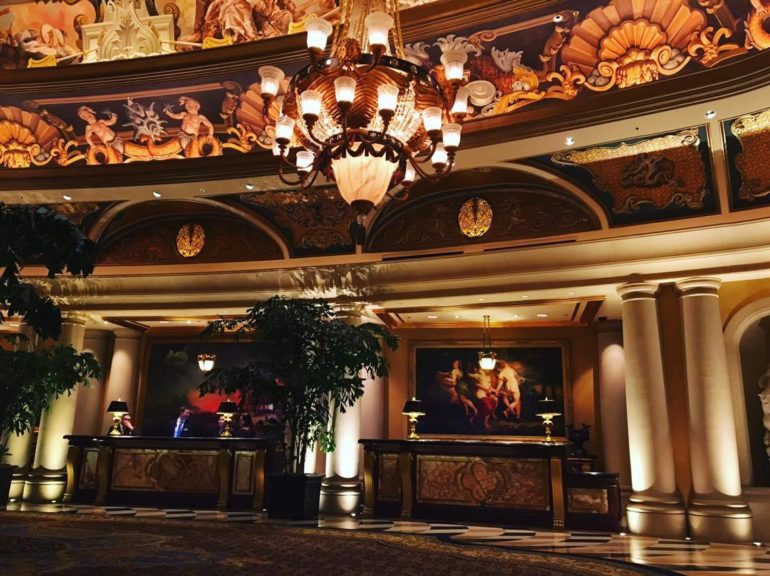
xmin=617 ymin=281 xmax=659 ymax=302
xmin=112 ymin=328 xmax=143 ymax=340
xmin=61 ymin=313 xmax=88 ymax=326
xmin=675 ymin=277 xmax=721 ymax=297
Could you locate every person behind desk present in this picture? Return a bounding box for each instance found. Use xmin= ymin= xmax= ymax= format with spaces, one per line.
xmin=107 ymin=413 xmax=135 ymax=436
xmin=171 ymin=406 xmax=192 ymax=438
xmin=236 ymin=413 xmax=256 ymax=438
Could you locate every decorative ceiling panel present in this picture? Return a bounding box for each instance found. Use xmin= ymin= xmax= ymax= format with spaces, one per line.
xmin=366 ymin=184 xmax=600 ymax=253
xmin=725 ymin=107 xmax=770 ymax=210
xmin=526 ymin=126 xmax=717 ymax=226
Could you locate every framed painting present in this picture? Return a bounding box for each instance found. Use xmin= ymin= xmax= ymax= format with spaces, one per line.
xmin=410 ymin=341 xmax=570 ymax=438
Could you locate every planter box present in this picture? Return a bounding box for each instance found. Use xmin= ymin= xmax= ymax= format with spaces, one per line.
xmin=266 ymin=473 xmax=323 ymax=520
xmin=0 ymin=464 xmax=13 ymax=507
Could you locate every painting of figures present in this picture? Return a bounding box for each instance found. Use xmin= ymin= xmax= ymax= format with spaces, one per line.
xmin=413 ymin=343 xmax=568 ymax=437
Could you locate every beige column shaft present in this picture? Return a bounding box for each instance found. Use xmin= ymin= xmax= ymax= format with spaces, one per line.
xmin=2 ymin=323 xmax=38 ymax=500
xmin=101 ymin=330 xmax=141 ymax=432
xmin=676 ymin=277 xmax=753 ymax=542
xmin=73 ymin=330 xmax=112 ymax=436
xmin=617 ymin=281 xmax=686 ymax=537
xmin=23 ymin=318 xmax=86 ymax=503
xmin=596 ymin=323 xmax=631 ymax=488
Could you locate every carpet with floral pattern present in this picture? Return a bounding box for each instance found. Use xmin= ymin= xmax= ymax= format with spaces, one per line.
xmin=0 ymin=512 xmax=675 ymax=576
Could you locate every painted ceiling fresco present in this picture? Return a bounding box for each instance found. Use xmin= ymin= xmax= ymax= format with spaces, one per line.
xmin=0 ymin=0 xmax=435 ymax=69
xmin=525 ymin=126 xmax=718 ymax=226
xmin=725 ymin=107 xmax=770 ymax=210
xmin=0 ymin=0 xmax=766 ymax=174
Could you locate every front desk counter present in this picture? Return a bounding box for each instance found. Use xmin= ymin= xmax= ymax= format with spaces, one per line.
xmin=360 ymin=439 xmax=621 ymax=532
xmin=64 ymin=435 xmax=280 ymax=510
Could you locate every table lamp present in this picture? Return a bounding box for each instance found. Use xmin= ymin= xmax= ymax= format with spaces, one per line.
xmin=198 ymin=353 xmax=216 ymax=372
xmin=402 ymin=398 xmax=425 ymax=440
xmin=106 ymin=399 xmax=129 ymax=436
xmin=536 ymin=397 xmax=561 ymax=442
xmin=217 ymin=400 xmax=238 ymax=437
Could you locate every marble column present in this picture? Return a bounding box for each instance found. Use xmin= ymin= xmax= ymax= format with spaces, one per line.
xmin=596 ymin=321 xmax=631 ymax=489
xmin=319 ymin=306 xmax=379 ymax=515
xmin=676 ymin=277 xmax=753 ymax=542
xmin=617 ymin=281 xmax=686 ymax=537
xmin=72 ymin=330 xmax=112 ymax=436
xmin=23 ymin=317 xmax=86 ymax=503
xmin=100 ymin=329 xmax=141 ymax=433
xmin=1 ymin=323 xmax=38 ymax=501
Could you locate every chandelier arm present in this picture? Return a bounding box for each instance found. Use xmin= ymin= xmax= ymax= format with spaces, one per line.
xmin=276 ymin=161 xmax=306 ymax=186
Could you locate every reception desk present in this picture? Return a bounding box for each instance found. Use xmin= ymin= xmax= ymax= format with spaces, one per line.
xmin=361 ymin=439 xmax=621 ymax=531
xmin=64 ymin=435 xmax=278 ymax=510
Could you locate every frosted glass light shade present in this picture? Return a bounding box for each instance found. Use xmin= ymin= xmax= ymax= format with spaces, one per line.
xmin=275 ymin=115 xmax=295 ymax=143
xmin=451 ymin=86 xmax=470 ymax=116
xmin=258 ymin=65 xmax=284 ymax=97
xmin=422 ymin=106 xmax=443 ymax=133
xmin=479 ymin=355 xmax=496 ymax=370
xmin=300 ymin=89 xmax=323 ymax=118
xmin=441 ymin=49 xmax=468 ymax=82
xmin=296 ymin=150 xmax=315 ymax=172
xmin=432 ymin=143 xmax=448 ymax=168
xmin=365 ymin=12 xmax=394 ymax=50
xmin=306 ymin=17 xmax=333 ymax=51
xmin=332 ymin=153 xmax=398 ymax=207
xmin=442 ymin=123 xmax=462 ymax=149
xmin=378 ymin=85 xmax=399 ymax=113
xmin=334 ymin=76 xmax=356 ymax=104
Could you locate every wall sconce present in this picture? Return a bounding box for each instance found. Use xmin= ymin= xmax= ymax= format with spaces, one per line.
xmin=198 ymin=353 xmax=216 ymax=372
xmin=402 ymin=398 xmax=425 ymax=440
xmin=217 ymin=400 xmax=237 ymax=437
xmin=536 ymin=397 xmax=562 ymax=442
xmin=106 ymin=399 xmax=129 ymax=436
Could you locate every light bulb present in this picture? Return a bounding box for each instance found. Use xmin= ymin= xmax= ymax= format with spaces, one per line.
xmin=258 ymin=65 xmax=284 ymax=97
xmin=479 ymin=355 xmax=496 ymax=370
xmin=296 ymin=150 xmax=315 ymax=173
xmin=300 ymin=89 xmax=323 ymax=119
xmin=378 ymin=84 xmax=399 ymax=113
xmin=334 ymin=76 xmax=356 ymax=105
xmin=275 ymin=115 xmax=295 ymax=144
xmin=365 ymin=11 xmax=394 ymax=51
xmin=306 ymin=16 xmax=333 ymax=53
xmin=451 ymin=86 xmax=469 ymax=116
xmin=422 ymin=106 xmax=443 ymax=134
xmin=402 ymin=163 xmax=416 ymax=185
xmin=432 ymin=143 xmax=448 ymax=169
xmin=442 ymin=123 xmax=462 ymax=150
xmin=441 ymin=49 xmax=467 ymax=82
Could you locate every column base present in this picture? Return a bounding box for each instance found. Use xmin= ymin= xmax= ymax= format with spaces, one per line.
xmin=319 ymin=475 xmax=361 ymax=515
xmin=627 ymin=492 xmax=687 ymax=538
xmin=8 ymin=467 xmax=28 ymax=503
xmin=22 ymin=467 xmax=66 ymax=504
xmin=688 ymin=496 xmax=753 ymax=543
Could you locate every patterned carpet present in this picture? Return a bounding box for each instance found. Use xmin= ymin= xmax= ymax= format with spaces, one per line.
xmin=0 ymin=511 xmax=673 ymax=576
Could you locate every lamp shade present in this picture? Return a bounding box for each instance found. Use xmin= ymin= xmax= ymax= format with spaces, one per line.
xmin=401 ymin=398 xmax=425 ymax=416
xmin=107 ymin=400 xmax=129 ymax=414
xmin=217 ymin=401 xmax=238 ymax=415
xmin=537 ymin=397 xmax=560 ymax=415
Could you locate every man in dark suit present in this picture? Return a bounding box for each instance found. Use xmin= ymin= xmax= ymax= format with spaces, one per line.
xmin=171 ymin=406 xmax=192 ymax=438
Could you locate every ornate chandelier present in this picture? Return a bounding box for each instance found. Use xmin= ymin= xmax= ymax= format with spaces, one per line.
xmin=258 ymin=0 xmax=468 ymax=218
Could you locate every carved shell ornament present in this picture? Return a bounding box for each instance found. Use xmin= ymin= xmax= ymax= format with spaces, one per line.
xmin=561 ymin=0 xmax=707 ymax=90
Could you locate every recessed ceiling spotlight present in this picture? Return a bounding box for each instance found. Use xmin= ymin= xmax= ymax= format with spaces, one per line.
xmin=454 ymin=315 xmax=460 ymax=319
xmin=159 ymin=320 xmax=170 ymax=324
xmin=521 ymin=295 xmax=529 ymax=299
xmin=512 ymin=314 xmax=518 ymax=319
xmin=537 ymin=313 xmax=548 ymax=318
xmin=153 ymin=191 xmax=162 ymax=198
xmin=186 ymin=320 xmax=192 ymax=325
xmin=478 ymin=298 xmax=485 ymax=301
xmin=565 ymin=136 xmax=575 ymax=146
xmin=427 ymin=315 xmax=438 ymax=319
xmin=62 ymin=194 xmax=72 ymax=201
xmin=245 ymin=182 xmax=254 ymax=190
xmin=568 ymin=292 xmax=575 ymax=295
xmin=705 ymin=110 xmax=716 ymax=119
xmin=199 ymin=187 xmax=207 ymax=193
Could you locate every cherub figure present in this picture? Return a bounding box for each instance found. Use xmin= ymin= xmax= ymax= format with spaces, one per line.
xmin=78 ymin=105 xmax=123 ymax=164
xmin=163 ymin=96 xmax=216 ymax=156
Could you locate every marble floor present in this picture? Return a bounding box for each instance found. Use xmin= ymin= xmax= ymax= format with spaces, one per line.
xmin=5 ymin=502 xmax=769 ymax=576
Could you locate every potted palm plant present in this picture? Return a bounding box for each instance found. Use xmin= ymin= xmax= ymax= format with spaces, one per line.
xmin=199 ymin=296 xmax=397 ymax=519
xmin=0 ymin=203 xmax=100 ymax=505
